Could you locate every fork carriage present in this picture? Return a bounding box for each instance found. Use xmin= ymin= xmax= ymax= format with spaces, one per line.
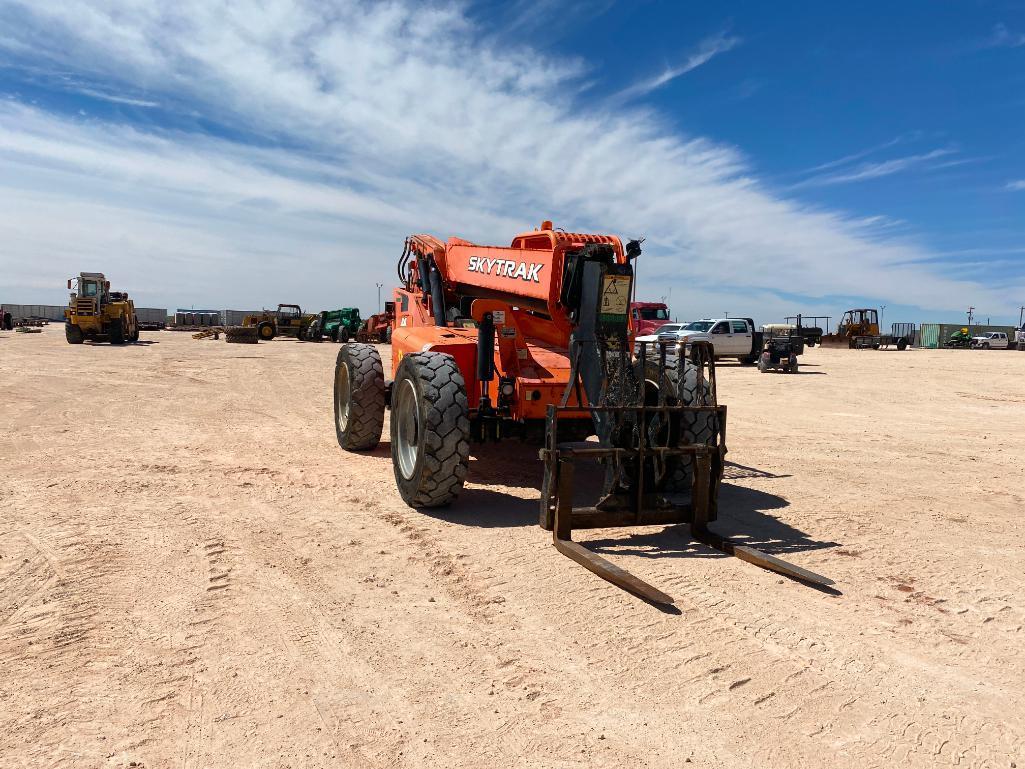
xmin=539 ymin=339 xmax=832 ymax=605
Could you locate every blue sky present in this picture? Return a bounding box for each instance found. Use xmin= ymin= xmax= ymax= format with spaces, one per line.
xmin=0 ymin=0 xmax=1023 ymax=325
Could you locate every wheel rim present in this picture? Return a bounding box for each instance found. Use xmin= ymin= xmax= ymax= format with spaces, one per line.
xmin=394 ymin=378 xmax=421 ymax=480
xmin=335 ymin=362 xmax=351 ymax=432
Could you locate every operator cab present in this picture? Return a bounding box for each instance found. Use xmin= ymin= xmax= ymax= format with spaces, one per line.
xmin=839 ymin=308 xmax=877 ymax=333
xmin=67 ymin=272 xmax=110 ymax=308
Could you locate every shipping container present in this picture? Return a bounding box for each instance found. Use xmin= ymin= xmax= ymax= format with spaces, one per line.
xmin=224 ymin=309 xmax=262 ymax=326
xmin=0 ymin=303 xmax=66 ymax=321
xmin=135 ymin=307 xmax=167 ymax=329
xmin=918 ymin=323 xmax=1018 ymax=348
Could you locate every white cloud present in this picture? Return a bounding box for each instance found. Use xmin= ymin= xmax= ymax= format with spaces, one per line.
xmin=1006 ymin=180 xmax=1025 ymax=191
xmin=988 ymin=22 xmax=1025 ymax=48
xmin=792 ymin=149 xmax=956 ymax=188
xmin=0 ymin=0 xmax=1019 ymax=320
xmin=613 ymin=30 xmax=741 ymax=103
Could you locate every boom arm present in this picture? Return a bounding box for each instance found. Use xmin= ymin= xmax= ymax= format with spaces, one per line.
xmin=399 ymin=222 xmax=627 ymax=332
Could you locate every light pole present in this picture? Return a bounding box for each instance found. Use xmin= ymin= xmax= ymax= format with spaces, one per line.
xmin=1019 ymin=306 xmax=1024 ymax=328
xmin=880 ymin=305 xmax=886 ymax=330
xmin=376 ymin=282 xmax=383 ymax=312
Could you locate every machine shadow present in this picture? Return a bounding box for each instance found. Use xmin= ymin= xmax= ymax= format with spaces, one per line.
xmin=420 ymin=445 xmax=840 ymax=570
xmin=581 ymin=482 xmax=838 ymax=563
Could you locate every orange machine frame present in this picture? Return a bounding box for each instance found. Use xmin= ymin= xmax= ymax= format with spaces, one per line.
xmin=390 ymin=221 xmax=627 ymax=420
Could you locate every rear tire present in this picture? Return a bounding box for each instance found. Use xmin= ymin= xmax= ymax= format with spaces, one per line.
xmin=897 ymin=338 xmax=908 ymax=351
xmin=390 ymin=352 xmax=470 ymax=508
xmin=65 ymin=324 xmax=84 ymax=344
xmin=334 ymin=344 xmax=386 ymax=450
xmin=257 ymin=321 xmax=275 ymax=340
xmin=338 ymin=327 xmax=349 ymax=343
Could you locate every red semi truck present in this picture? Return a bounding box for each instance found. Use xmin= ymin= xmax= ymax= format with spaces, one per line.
xmin=630 ymin=301 xmax=671 ymax=335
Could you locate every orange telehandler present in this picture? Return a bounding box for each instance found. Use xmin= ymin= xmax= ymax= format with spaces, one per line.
xmin=332 ymin=221 xmax=831 ymax=603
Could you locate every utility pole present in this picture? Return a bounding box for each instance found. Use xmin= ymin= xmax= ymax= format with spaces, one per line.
xmin=376 ymin=282 xmax=383 ymax=312
xmin=967 ymin=306 xmax=975 ymax=330
xmin=880 ymin=305 xmax=886 ymax=329
xmin=1019 ymin=306 xmax=1024 ymax=328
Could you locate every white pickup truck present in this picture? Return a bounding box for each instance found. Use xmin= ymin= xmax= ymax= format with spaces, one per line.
xmin=971 ymin=332 xmax=1009 ymax=349
xmin=669 ymin=318 xmax=762 ymax=363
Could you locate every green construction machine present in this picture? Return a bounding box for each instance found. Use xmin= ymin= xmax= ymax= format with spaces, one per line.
xmin=307 ymin=308 xmax=362 ymax=342
xmin=945 ymin=327 xmax=972 ymax=349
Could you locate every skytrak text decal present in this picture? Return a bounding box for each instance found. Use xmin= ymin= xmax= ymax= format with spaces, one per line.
xmin=467 ymin=256 xmax=543 ymax=283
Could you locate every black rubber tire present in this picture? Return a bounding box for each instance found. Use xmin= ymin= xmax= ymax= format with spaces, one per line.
xmin=129 ymin=320 xmax=140 ymax=342
xmin=306 ymin=320 xmax=322 ymax=342
xmin=338 ymin=327 xmax=349 ymax=343
xmin=65 ymin=324 xmax=84 ymax=344
xmin=740 ymin=354 xmax=758 ymax=365
xmin=642 ymin=356 xmax=719 ymax=492
xmin=330 ymin=327 xmax=339 ymax=343
xmin=109 ymin=318 xmax=126 ymax=345
xmin=334 ymin=343 xmax=386 ymax=450
xmin=2 ymin=311 xmax=12 ymax=331
xmin=257 ymin=321 xmax=275 ymax=340
xmin=225 ymin=325 xmax=259 ymax=344
xmin=982 ymin=342 xmax=990 ymax=350
xmin=807 ymin=339 xmax=816 ymax=348
xmin=390 ymin=352 xmax=470 ymax=508
xmin=897 ymin=338 xmax=908 ymax=351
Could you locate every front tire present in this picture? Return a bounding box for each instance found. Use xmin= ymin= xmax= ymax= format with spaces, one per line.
xmin=257 ymin=321 xmax=275 ymax=340
xmin=642 ymin=356 xmax=719 ymax=492
xmin=390 ymin=352 xmax=470 ymax=508
xmin=109 ymin=318 xmax=125 ymax=345
xmin=338 ymin=327 xmax=349 ymax=343
xmin=65 ymin=324 xmax=84 ymax=344
xmin=306 ymin=319 xmax=322 ymax=342
xmin=982 ymin=342 xmax=990 ymax=350
xmin=334 ymin=344 xmax=385 ymax=450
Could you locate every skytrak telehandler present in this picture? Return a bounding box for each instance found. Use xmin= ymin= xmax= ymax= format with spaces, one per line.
xmin=308 ymin=308 xmax=362 ymax=342
xmin=331 ymin=221 xmax=832 ymax=604
xmin=355 ymin=301 xmax=395 ymax=343
xmin=64 ymin=272 xmax=139 ymax=344
xmin=242 ymin=304 xmax=318 ymax=341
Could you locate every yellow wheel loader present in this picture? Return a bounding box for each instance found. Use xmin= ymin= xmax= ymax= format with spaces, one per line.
xmin=64 ymin=272 xmax=139 ymax=345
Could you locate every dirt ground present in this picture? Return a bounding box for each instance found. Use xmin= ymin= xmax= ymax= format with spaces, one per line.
xmin=1 ymin=326 xmax=1023 ymax=768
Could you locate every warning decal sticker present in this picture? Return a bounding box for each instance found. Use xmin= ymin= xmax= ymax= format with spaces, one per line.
xmin=600 ymin=275 xmax=631 ymax=316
